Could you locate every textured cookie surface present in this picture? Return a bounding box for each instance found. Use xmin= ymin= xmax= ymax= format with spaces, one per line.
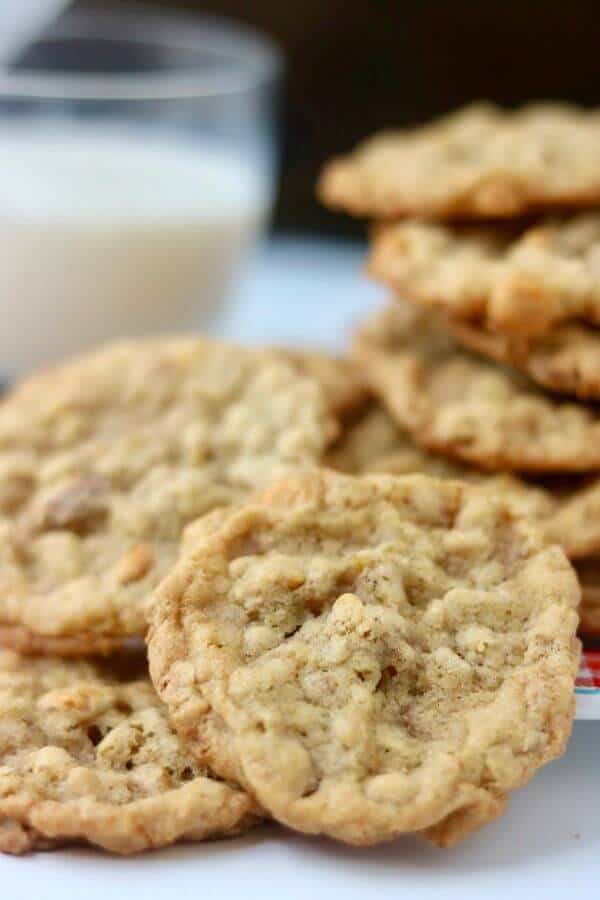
xmin=149 ymin=470 xmax=579 ymax=846
xmin=369 ymin=215 xmax=600 ymax=338
xmin=320 ymin=103 xmax=600 ymax=221
xmin=0 ymin=651 xmax=258 ymax=854
xmin=354 ymin=302 xmax=600 ymax=473
xmin=0 ymin=338 xmax=334 ymax=655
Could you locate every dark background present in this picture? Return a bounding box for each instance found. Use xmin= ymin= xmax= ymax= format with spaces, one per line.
xmin=84 ymin=1 xmax=600 ymax=235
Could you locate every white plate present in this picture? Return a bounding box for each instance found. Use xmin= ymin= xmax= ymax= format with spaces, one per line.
xmin=3 ymin=237 xmax=599 ymax=898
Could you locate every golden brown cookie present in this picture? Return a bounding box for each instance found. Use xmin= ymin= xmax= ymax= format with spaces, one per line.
xmin=149 ymin=470 xmax=580 ymax=847
xmin=0 ymin=651 xmax=259 ymax=854
xmin=327 ymin=405 xmax=600 ymax=561
xmin=354 ymin=302 xmax=600 ymax=473
xmin=0 ymin=338 xmax=335 ymax=656
xmin=448 ymin=319 xmax=600 ymax=401
xmin=369 ymin=215 xmax=600 ymax=338
xmin=319 ymin=103 xmax=600 ymax=221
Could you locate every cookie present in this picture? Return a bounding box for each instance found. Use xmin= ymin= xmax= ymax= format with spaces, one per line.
xmin=148 ymin=470 xmax=580 ymax=847
xmin=369 ymin=215 xmax=600 ymax=338
xmin=0 ymin=650 xmax=259 ymax=854
xmin=448 ymin=319 xmax=600 ymax=401
xmin=0 ymin=338 xmax=335 ymax=656
xmin=354 ymin=302 xmax=600 ymax=473
xmin=279 ymin=350 xmax=370 ymax=422
xmin=327 ymin=406 xmax=600 ymax=560
xmin=575 ymin=559 xmax=600 ymax=637
xmin=319 ymin=103 xmax=600 ymax=221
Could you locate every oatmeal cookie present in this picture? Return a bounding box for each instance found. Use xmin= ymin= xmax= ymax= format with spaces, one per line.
xmin=148 ymin=470 xmax=579 ymax=846
xmin=446 ymin=319 xmax=600 ymax=401
xmin=354 ymin=302 xmax=600 ymax=473
xmin=0 ymin=651 xmax=258 ymax=854
xmin=0 ymin=338 xmax=334 ymax=655
xmin=369 ymin=215 xmax=600 ymax=338
xmin=320 ymin=103 xmax=600 ymax=221
xmin=328 ymin=406 xmax=600 ymax=560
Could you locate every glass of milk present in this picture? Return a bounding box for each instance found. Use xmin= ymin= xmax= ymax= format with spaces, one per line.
xmin=0 ymin=4 xmax=282 ymax=375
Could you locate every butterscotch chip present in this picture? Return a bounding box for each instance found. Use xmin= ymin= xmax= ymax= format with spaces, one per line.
xmin=354 ymin=302 xmax=600 ymax=473
xmin=148 ymin=470 xmax=580 ymax=847
xmin=0 ymin=339 xmax=334 ymax=655
xmin=319 ymin=103 xmax=600 ymax=221
xmin=575 ymin=559 xmax=600 ymax=637
xmin=0 ymin=651 xmax=259 ymax=854
xmin=369 ymin=215 xmax=600 ymax=339
xmin=327 ymin=406 xmax=600 ymax=561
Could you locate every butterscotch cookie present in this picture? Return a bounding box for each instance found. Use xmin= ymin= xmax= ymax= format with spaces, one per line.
xmin=575 ymin=559 xmax=600 ymax=637
xmin=327 ymin=405 xmax=600 ymax=560
xmin=0 ymin=650 xmax=258 ymax=854
xmin=354 ymin=302 xmax=600 ymax=473
xmin=369 ymin=215 xmax=600 ymax=338
xmin=148 ymin=470 xmax=580 ymax=847
xmin=0 ymin=338 xmax=335 ymax=656
xmin=319 ymin=103 xmax=600 ymax=221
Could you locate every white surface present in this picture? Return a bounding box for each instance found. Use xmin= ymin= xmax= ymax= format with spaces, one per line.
xmin=2 ymin=237 xmax=598 ymax=898
xmin=576 ymin=690 xmax=600 ymax=720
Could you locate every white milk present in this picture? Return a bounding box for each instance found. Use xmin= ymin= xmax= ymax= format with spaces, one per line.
xmin=0 ymin=124 xmax=271 ymax=374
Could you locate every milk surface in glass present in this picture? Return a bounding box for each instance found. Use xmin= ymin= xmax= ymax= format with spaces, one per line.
xmin=0 ymin=122 xmax=271 ymax=374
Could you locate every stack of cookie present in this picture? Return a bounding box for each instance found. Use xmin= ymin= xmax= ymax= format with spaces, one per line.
xmin=319 ymin=102 xmax=600 ymax=638
xmin=0 ymin=108 xmax=584 ymax=856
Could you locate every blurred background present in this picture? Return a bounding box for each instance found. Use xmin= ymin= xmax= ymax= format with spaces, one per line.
xmin=4 ymin=0 xmax=600 ymax=372
xmin=82 ymin=0 xmax=600 ymax=236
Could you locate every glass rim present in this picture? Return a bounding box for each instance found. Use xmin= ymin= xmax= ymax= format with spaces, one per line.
xmin=0 ymin=4 xmax=283 ymax=101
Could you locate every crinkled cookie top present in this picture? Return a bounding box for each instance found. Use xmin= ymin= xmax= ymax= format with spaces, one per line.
xmin=369 ymin=214 xmax=600 ymax=339
xmin=149 ymin=470 xmax=580 ymax=847
xmin=0 ymin=651 xmax=258 ymax=854
xmin=354 ymin=302 xmax=600 ymax=473
xmin=320 ymin=103 xmax=600 ymax=221
xmin=0 ymin=338 xmax=335 ymax=655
